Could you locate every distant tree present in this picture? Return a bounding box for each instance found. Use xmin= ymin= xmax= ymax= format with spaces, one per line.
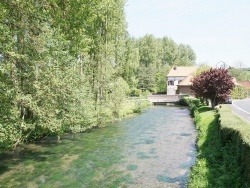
xmin=231 ymin=85 xmax=247 ymax=99
xmin=192 ymin=64 xmax=211 ymax=77
xmin=191 ymin=68 xmax=235 ymax=109
xmin=228 ymin=67 xmax=250 ymax=81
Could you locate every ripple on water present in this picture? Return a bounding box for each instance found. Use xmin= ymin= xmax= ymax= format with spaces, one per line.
xmin=157 ymin=173 xmax=187 ymax=187
xmin=0 ymin=106 xmax=196 ymax=187
xmin=136 ymin=152 xmax=151 ymax=159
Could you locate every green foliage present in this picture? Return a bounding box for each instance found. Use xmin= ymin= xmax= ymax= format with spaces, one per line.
xmin=130 ymin=88 xmax=142 ymax=97
xmin=136 ymin=35 xmax=196 ymax=93
xmin=188 ymin=105 xmax=250 ymax=187
xmin=179 ymin=96 xmax=200 ymax=117
xmin=0 ymin=0 xmax=197 ymax=151
xmin=231 ymin=85 xmax=247 ymax=99
xmin=180 ymin=96 xmax=200 ymax=106
xmin=218 ymin=105 xmax=250 ymax=187
xmin=228 ymin=67 xmax=250 ymax=81
xmin=132 ymin=100 xmax=150 ymax=114
xmin=0 ymin=0 xmax=130 ymax=151
xmin=155 ymin=64 xmax=171 ymax=93
xmin=192 ymin=64 xmax=211 ymax=77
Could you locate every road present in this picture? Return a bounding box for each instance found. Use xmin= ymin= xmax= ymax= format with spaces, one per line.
xmin=230 ymin=98 xmax=250 ymax=123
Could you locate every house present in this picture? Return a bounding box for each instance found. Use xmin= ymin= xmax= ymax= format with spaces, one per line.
xmin=166 ymin=66 xmax=197 ymax=96
xmin=238 ymin=80 xmax=250 ymax=90
xmin=237 ymin=80 xmax=250 ymax=96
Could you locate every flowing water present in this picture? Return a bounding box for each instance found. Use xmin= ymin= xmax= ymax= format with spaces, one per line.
xmin=0 ymin=106 xmax=196 ymax=188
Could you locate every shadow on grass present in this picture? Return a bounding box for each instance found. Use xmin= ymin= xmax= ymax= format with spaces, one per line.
xmin=197 ymin=106 xmax=212 ymax=113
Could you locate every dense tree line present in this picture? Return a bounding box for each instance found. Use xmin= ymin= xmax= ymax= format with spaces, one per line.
xmin=0 ymin=0 xmax=196 ymax=151
xmin=136 ymin=34 xmax=196 ymax=92
xmin=228 ymin=67 xmax=250 ymax=81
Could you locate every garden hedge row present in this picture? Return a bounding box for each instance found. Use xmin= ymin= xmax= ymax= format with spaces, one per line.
xmin=218 ymin=105 xmax=250 ymax=186
xmin=182 ymin=96 xmax=250 ymax=186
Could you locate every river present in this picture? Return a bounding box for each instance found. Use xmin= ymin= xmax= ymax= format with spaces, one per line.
xmin=0 ymin=106 xmax=196 ymax=188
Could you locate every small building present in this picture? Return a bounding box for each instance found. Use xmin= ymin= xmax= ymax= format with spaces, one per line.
xmin=166 ymin=66 xmax=197 ymax=96
xmin=237 ymin=80 xmax=250 ymax=96
xmin=238 ymin=80 xmax=250 ymax=90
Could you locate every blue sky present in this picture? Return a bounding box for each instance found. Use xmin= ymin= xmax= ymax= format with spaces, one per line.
xmin=125 ymin=0 xmax=250 ymax=67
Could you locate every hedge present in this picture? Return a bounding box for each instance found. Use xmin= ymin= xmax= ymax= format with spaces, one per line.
xmin=187 ymin=101 xmax=250 ymax=187
xmin=179 ymin=96 xmax=200 ymax=117
xmin=218 ymin=105 xmax=250 ymax=186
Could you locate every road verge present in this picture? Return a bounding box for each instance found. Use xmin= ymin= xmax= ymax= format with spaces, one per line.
xmin=183 ymin=97 xmax=250 ymax=187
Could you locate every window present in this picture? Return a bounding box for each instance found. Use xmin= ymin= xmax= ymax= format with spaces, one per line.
xmin=168 ymin=80 xmax=174 ymax=86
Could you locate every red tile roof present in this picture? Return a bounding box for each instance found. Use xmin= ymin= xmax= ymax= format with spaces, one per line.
xmin=238 ymin=81 xmax=250 ymax=89
xmin=178 ymin=74 xmax=194 ymax=86
xmin=167 ymin=66 xmax=197 ymax=77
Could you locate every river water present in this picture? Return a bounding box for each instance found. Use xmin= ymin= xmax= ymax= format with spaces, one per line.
xmin=0 ymin=106 xmax=196 ymax=188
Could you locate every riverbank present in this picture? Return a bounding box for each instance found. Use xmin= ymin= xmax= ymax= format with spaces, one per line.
xmin=0 ymin=98 xmax=150 ymax=153
xmin=187 ymin=101 xmax=250 ymax=187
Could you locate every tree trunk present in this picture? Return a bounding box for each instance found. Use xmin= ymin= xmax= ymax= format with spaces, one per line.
xmin=211 ymin=97 xmax=216 ymax=109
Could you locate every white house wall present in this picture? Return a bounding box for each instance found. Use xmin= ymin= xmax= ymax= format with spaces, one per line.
xmin=166 ymin=76 xmax=186 ymax=95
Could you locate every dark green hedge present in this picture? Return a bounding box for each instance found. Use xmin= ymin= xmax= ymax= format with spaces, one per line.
xmin=218 ymin=105 xmax=250 ymax=187
xmin=180 ymin=96 xmax=200 ymax=106
xmin=188 ymin=102 xmax=250 ymax=187
xmin=180 ymin=96 xmax=200 ymax=117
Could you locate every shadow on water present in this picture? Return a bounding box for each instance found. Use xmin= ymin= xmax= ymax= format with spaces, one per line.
xmin=157 ymin=172 xmax=188 ymax=188
xmin=0 ymin=138 xmax=61 ymax=175
xmin=0 ymin=134 xmax=85 ymax=180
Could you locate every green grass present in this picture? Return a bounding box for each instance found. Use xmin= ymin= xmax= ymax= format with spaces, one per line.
xmin=188 ymin=106 xmax=243 ymax=187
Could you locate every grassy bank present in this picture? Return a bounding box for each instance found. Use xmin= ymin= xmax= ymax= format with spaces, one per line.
xmin=118 ymin=98 xmax=151 ymax=118
xmin=187 ymin=103 xmax=250 ymax=187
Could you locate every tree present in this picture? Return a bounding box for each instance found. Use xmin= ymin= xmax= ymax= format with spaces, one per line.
xmin=228 ymin=67 xmax=250 ymax=81
xmin=0 ymin=0 xmax=198 ymax=150
xmin=191 ymin=68 xmax=235 ymax=109
xmin=192 ymin=64 xmax=211 ymax=77
xmin=231 ymin=85 xmax=247 ymax=99
xmin=0 ymin=0 xmax=130 ymax=150
xmin=175 ymin=44 xmax=196 ymax=66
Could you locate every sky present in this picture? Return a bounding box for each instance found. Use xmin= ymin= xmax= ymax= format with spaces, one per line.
xmin=125 ymin=0 xmax=250 ymax=68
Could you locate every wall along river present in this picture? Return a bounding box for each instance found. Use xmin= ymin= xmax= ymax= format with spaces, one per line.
xmin=0 ymin=105 xmax=196 ymax=188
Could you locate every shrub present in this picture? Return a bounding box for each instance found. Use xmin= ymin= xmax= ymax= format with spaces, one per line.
xmin=180 ymin=96 xmax=201 ymax=117
xmin=189 ymin=104 xmax=250 ymax=187
xmin=231 ymin=85 xmax=247 ymax=99
xmin=132 ymin=100 xmax=150 ymax=113
xmin=180 ymin=96 xmax=199 ymax=106
xmin=218 ymin=105 xmax=250 ymax=186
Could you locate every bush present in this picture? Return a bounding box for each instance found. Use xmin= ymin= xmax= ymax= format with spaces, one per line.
xmin=180 ymin=96 xmax=200 ymax=117
xmin=231 ymin=85 xmax=247 ymax=99
xmin=180 ymin=96 xmax=200 ymax=106
xmin=218 ymin=105 xmax=250 ymax=186
xmin=132 ymin=100 xmax=150 ymax=113
xmin=130 ymin=88 xmax=142 ymax=97
xmin=188 ymin=104 xmax=250 ymax=187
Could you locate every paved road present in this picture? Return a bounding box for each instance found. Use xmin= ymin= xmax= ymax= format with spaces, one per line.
xmin=230 ymin=98 xmax=250 ymax=123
